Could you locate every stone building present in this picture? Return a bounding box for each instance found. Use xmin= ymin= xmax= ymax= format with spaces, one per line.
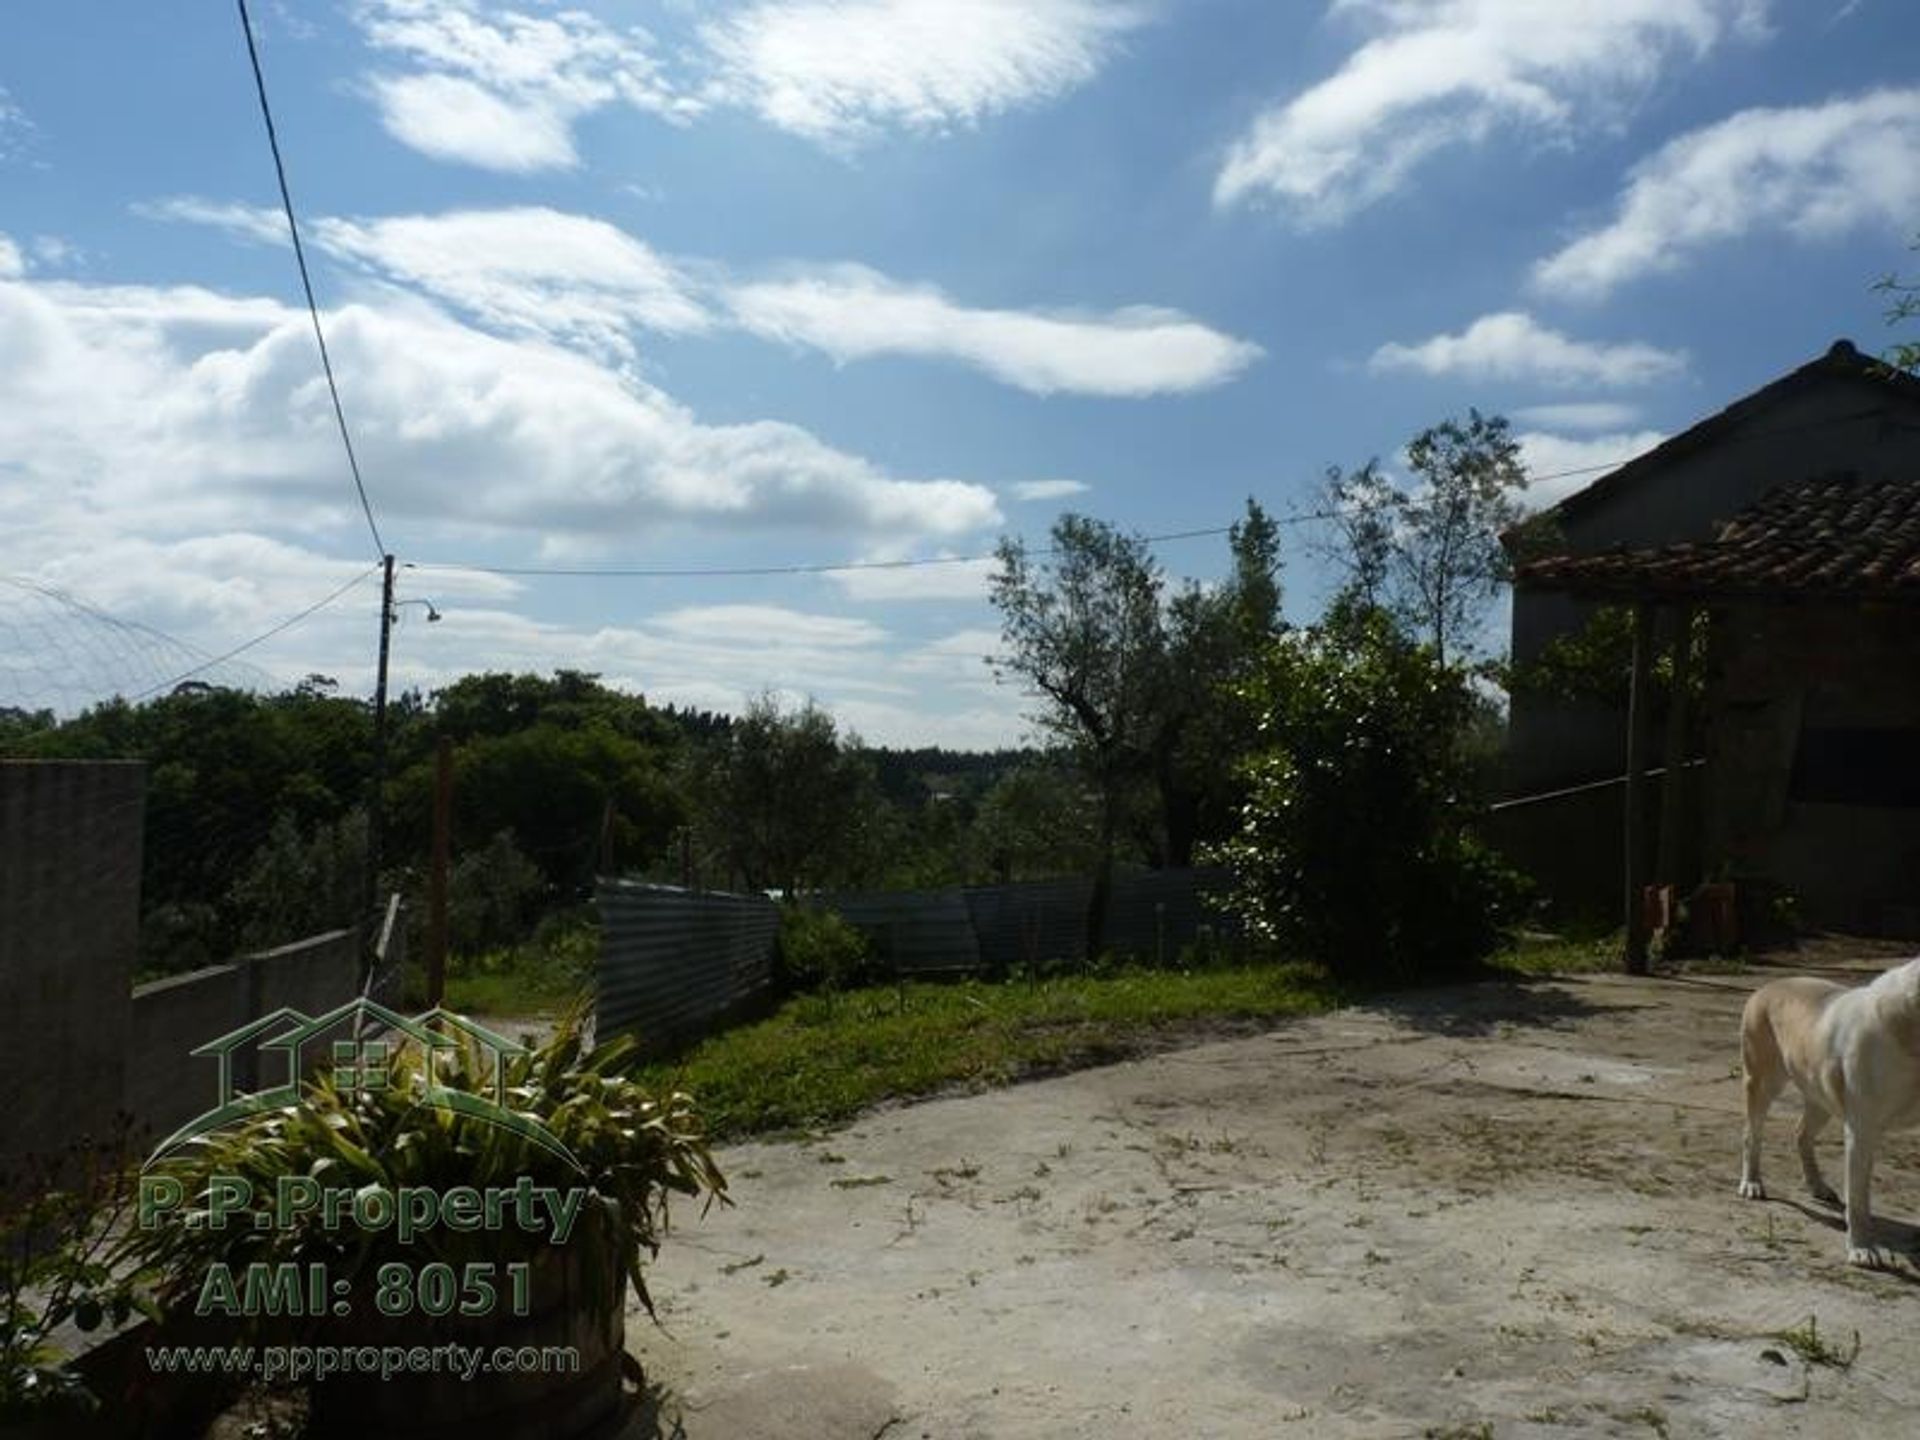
xmin=1497 ymin=341 xmax=1920 ymax=948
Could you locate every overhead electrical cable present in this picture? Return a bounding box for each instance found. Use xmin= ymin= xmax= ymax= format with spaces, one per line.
xmin=128 ymin=564 xmax=382 ymax=701
xmin=235 ymin=0 xmax=387 ymax=561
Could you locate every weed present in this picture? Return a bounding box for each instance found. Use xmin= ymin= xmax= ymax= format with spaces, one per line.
xmin=830 ymin=1175 xmax=893 ymax=1190
xmin=1611 ymin=1404 xmax=1671 ymax=1438
xmin=1772 ymin=1316 xmax=1859 ymax=1370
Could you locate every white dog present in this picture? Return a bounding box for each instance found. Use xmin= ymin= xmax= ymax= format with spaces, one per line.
xmin=1739 ymin=957 xmax=1920 ymax=1266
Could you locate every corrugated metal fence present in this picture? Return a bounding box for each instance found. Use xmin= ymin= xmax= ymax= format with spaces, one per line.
xmin=597 ymin=880 xmax=780 ymax=1044
xmin=597 ymin=868 xmax=1240 ymax=1046
xmin=831 ymin=867 xmax=1239 ymax=976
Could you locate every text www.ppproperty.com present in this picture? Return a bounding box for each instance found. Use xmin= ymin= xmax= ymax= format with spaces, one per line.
xmin=145 ymin=1342 xmax=581 ymax=1383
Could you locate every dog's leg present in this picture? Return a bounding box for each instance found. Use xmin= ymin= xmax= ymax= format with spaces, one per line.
xmin=1844 ymin=1120 xmax=1884 ymax=1268
xmin=1796 ymin=1103 xmax=1839 ymax=1206
xmin=1739 ymin=1020 xmax=1786 ymax=1199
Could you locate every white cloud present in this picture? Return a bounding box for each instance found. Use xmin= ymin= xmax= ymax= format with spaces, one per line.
xmin=29 ymin=236 xmax=77 ymax=269
xmin=0 ymin=273 xmax=1001 ymax=555
xmin=133 ymin=198 xmax=290 ymax=247
xmin=727 ymin=264 xmax=1261 ymax=396
xmin=1516 ymin=428 xmax=1668 ymax=507
xmin=1215 ymin=0 xmax=1767 ymax=221
xmin=1534 ymin=86 xmax=1920 ymax=298
xmin=8 ymin=538 xmax=1029 ymax=745
xmin=353 ymin=0 xmax=698 ymax=172
xmin=0 ymin=270 xmax=1027 ymax=745
xmin=313 ymin=207 xmax=711 ymax=361
xmin=143 ymin=200 xmax=711 ymax=359
xmin=368 ymin=73 xmax=580 ymax=172
xmin=0 ymin=233 xmax=22 ymax=278
xmin=150 ymin=201 xmax=1249 ymax=397
xmin=650 ymin=604 xmax=885 ymax=649
xmin=1512 ymin=401 xmax=1642 ymax=431
xmin=828 ymin=554 xmax=997 ymax=603
xmin=1369 ymin=312 xmax=1685 ymax=388
xmin=1009 ymin=479 xmax=1090 ymax=501
xmin=0 ymin=87 xmax=32 ymax=163
xmin=701 ymin=0 xmax=1146 ymax=146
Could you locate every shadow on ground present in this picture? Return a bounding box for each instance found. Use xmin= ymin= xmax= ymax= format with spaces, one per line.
xmin=1366 ymin=975 xmax=1626 ymax=1037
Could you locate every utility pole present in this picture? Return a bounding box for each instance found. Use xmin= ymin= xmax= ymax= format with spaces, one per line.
xmin=365 ymin=552 xmax=395 ymax=971
xmin=426 ymin=734 xmax=452 ymax=1007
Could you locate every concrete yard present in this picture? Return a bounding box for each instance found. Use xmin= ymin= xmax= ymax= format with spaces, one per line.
xmin=623 ymin=962 xmax=1920 ymax=1439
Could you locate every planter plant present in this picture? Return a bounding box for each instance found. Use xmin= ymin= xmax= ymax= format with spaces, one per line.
xmin=124 ymin=1006 xmax=726 ymax=1439
xmin=1 ymin=1122 xmax=155 ymax=1428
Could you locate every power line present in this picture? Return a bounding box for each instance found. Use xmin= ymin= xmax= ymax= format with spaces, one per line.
xmin=234 ymin=0 xmax=386 ymax=562
xmin=382 ymin=399 xmax=1908 ymax=584
xmin=406 ymin=521 xmax=1268 ymax=580
xmin=405 ymin=454 xmax=1638 ymax=581
xmin=127 ymin=564 xmax=381 ymax=701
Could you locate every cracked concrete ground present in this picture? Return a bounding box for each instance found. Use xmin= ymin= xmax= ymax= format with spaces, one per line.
xmin=615 ymin=962 xmax=1920 ymax=1439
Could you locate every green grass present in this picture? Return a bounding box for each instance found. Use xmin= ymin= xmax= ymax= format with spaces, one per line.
xmin=442 ymin=919 xmax=596 ymax=1015
xmin=636 ymin=964 xmax=1337 ymax=1141
xmin=1489 ymin=931 xmax=1627 ymax=978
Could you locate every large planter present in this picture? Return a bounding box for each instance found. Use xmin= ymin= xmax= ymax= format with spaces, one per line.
xmin=301 ymin=1234 xmax=629 ymax=1440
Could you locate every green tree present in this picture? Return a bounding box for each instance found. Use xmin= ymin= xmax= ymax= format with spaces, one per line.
xmin=1876 ymin=230 xmax=1920 ymax=373
xmin=966 ymin=763 xmax=1103 ymax=883
xmin=989 ymin=516 xmax=1168 ymax=955
xmin=1157 ymin=501 xmax=1284 ymax=865
xmin=689 ymin=695 xmax=884 ymax=896
xmin=1319 ymin=412 xmax=1528 ymax=665
xmin=226 ymin=809 xmax=369 ymax=953
xmin=988 ymin=504 xmax=1284 ymax=941
xmin=1207 ymin=611 xmax=1526 ymax=983
xmin=1316 ymin=460 xmax=1397 ymax=617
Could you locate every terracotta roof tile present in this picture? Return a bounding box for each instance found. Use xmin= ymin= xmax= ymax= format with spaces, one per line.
xmin=1517 ymin=471 xmax=1920 ymax=601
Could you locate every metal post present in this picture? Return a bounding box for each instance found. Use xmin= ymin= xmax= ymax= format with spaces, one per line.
xmin=365 ymin=552 xmax=395 ymax=969
xmin=1654 ymin=604 xmax=1697 ymax=892
xmin=1623 ymin=600 xmax=1655 ymax=975
xmin=427 ymin=733 xmax=451 ymax=1008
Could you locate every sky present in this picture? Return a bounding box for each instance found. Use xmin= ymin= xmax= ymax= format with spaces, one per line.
xmin=1 ymin=0 xmax=1916 ymax=748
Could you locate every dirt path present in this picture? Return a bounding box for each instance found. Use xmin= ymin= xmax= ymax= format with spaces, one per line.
xmin=622 ymin=966 xmax=1920 ymax=1438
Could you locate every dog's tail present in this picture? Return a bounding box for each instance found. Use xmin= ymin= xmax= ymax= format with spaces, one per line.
xmin=1740 ymin=988 xmax=1780 ymax=1082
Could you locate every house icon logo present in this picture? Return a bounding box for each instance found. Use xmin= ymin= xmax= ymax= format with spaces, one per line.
xmin=146 ymin=998 xmax=584 ymax=1173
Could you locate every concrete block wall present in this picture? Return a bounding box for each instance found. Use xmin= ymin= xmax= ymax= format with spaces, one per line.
xmin=129 ymin=929 xmax=363 ymax=1143
xmin=126 ymin=963 xmax=252 ymax=1143
xmin=0 ymin=761 xmax=143 ymax=1167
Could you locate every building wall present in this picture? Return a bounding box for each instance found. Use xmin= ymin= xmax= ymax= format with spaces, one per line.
xmin=128 ymin=928 xmax=362 ymax=1142
xmin=1704 ymin=602 xmax=1920 ymax=934
xmin=0 ymin=761 xmax=143 ymax=1167
xmin=1507 ymin=368 xmax=1920 ymax=794
xmin=126 ymin=963 xmax=251 ymax=1142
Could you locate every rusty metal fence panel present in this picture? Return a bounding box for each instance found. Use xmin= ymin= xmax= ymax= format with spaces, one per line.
xmin=816 ymin=888 xmax=982 ymax=975
xmin=1100 ymin=867 xmax=1238 ymax=964
xmin=596 ymin=880 xmax=779 ymax=1045
xmin=821 ymin=870 xmax=1239 ymax=976
xmin=962 ymin=877 xmax=1092 ymax=973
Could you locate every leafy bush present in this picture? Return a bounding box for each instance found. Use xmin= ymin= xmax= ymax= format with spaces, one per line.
xmin=446 ymin=828 xmax=547 ymax=954
xmin=1 ymin=1122 xmax=154 ymax=1419
xmin=1205 ymin=612 xmax=1527 ymax=985
xmin=445 ymin=910 xmax=599 ymax=1014
xmin=125 ymin=1007 xmax=726 ymax=1327
xmin=777 ymin=906 xmax=876 ymax=993
xmin=227 ymin=809 xmax=369 ymax=954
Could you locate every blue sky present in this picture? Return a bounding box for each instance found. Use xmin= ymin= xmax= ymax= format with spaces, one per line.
xmin=2 ymin=0 xmax=1916 ymax=745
